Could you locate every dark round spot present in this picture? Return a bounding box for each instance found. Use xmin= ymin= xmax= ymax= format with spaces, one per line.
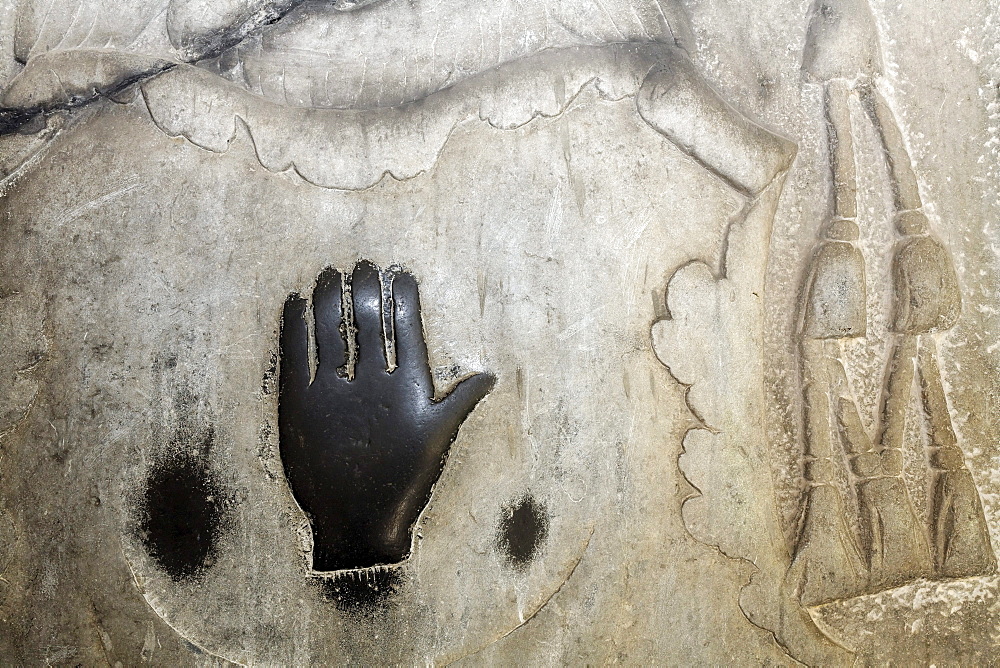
xmin=497 ymin=495 xmax=549 ymax=569
xmin=316 ymin=568 xmax=401 ymax=613
xmin=138 ymin=454 xmax=228 ymax=581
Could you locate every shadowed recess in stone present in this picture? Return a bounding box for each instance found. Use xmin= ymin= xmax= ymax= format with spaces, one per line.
xmin=497 ymin=495 xmax=549 ymax=569
xmin=137 ymin=445 xmax=229 ymax=582
xmin=279 ymin=261 xmax=494 ymax=572
xmin=315 ymin=567 xmax=402 ymax=613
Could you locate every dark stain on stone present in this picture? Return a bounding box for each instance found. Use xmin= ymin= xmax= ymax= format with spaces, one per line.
xmin=138 ymin=434 xmax=229 ymax=582
xmin=497 ymin=495 xmax=549 ymax=569
xmin=315 ymin=568 xmax=402 ymax=613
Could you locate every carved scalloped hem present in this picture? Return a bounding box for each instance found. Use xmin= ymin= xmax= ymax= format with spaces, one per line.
xmin=129 ymin=43 xmax=793 ymax=196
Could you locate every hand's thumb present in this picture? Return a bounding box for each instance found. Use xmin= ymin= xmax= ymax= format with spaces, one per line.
xmin=436 ymin=372 xmax=495 ymax=436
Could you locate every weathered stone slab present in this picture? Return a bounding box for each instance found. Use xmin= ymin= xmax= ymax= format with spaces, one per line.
xmin=1 ymin=0 xmax=999 ymax=664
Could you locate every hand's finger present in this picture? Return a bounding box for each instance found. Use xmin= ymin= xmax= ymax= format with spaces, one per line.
xmin=391 ymin=269 xmax=433 ymax=398
xmin=434 ymin=372 xmax=496 ymax=446
xmin=279 ymin=294 xmax=311 ymax=395
xmin=313 ymin=266 xmax=347 ymax=378
xmin=351 ymin=260 xmax=388 ymax=374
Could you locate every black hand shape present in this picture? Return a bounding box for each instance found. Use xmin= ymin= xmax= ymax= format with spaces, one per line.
xmin=279 ymin=261 xmax=495 ymax=572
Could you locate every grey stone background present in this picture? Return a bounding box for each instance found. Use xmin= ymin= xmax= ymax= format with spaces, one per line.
xmin=1 ymin=0 xmax=1000 ymax=664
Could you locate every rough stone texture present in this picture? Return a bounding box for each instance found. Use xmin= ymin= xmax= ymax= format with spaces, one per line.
xmin=2 ymin=0 xmax=1000 ymax=664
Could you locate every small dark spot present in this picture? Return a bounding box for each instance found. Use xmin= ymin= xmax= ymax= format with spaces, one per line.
xmin=757 ymin=75 xmax=775 ymax=101
xmin=91 ymin=341 xmax=113 ymax=358
xmin=164 ymin=354 xmax=178 ymax=369
xmin=137 ymin=453 xmax=229 ymax=581
xmin=315 ymin=568 xmax=401 ymax=613
xmin=182 ymin=640 xmax=204 ymax=655
xmin=497 ymin=495 xmax=549 ymax=570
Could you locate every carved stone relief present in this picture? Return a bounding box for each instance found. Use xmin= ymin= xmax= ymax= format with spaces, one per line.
xmin=1 ymin=0 xmax=999 ymax=664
